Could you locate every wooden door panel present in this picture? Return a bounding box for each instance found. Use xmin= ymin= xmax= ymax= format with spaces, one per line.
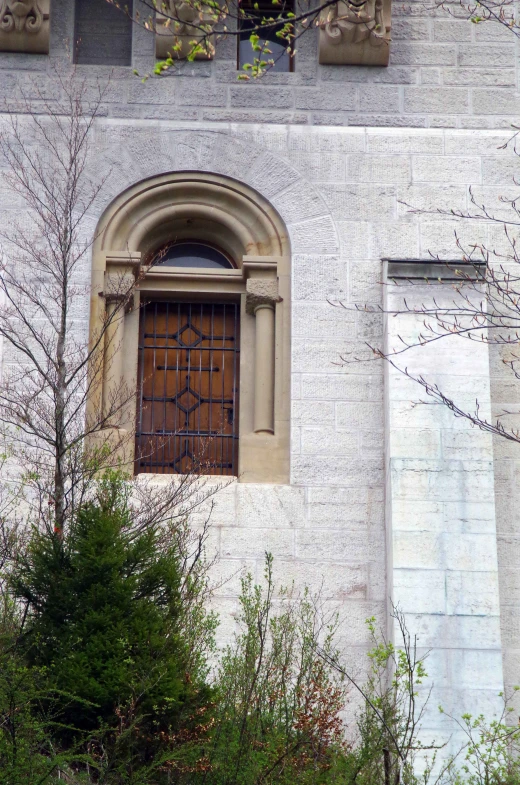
xmin=136 ymin=301 xmax=239 ymax=475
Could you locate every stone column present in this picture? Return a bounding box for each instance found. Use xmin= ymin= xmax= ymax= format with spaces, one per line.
xmin=243 ymin=260 xmax=280 ymax=435
xmin=102 ymin=295 xmax=126 ymax=422
xmin=101 ymin=254 xmax=141 ymax=427
xmin=384 ymin=260 xmax=504 ymax=763
xmin=253 ymin=303 xmax=276 ymax=433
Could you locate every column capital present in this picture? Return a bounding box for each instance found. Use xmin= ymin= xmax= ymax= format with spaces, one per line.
xmin=243 ymin=257 xmax=281 ymax=316
xmin=245 ymin=278 xmax=281 ymax=316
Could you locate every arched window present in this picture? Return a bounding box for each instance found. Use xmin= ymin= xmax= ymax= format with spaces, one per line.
xmin=153 ymin=242 xmax=234 ymax=270
xmin=89 ymin=172 xmax=290 ymax=484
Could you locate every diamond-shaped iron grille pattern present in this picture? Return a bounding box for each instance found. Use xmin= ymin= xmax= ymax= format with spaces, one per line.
xmin=135 ymin=301 xmax=239 ymax=475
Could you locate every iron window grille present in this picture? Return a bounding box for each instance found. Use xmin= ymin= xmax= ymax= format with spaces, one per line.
xmin=135 ymin=300 xmax=240 ymax=476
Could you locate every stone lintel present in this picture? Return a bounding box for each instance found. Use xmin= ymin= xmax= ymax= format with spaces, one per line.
xmin=384 ymin=258 xmax=486 ymax=282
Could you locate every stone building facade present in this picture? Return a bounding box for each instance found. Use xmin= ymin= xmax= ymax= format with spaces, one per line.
xmin=1 ymin=0 xmax=520 ymax=761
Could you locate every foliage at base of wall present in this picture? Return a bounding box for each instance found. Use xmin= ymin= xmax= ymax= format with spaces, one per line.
xmin=1 ymin=478 xmax=520 ymax=785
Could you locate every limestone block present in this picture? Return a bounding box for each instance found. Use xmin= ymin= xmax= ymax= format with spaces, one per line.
xmin=300 ymin=373 xmax=383 ymax=402
xmin=444 ymin=68 xmax=515 ymax=86
xmin=301 ymin=426 xmax=358 ymax=455
xmin=443 ymin=501 xmax=497 ymax=534
xmin=393 ymin=569 xmax=446 ymax=614
xmin=273 ymin=181 xmax=328 ymax=223
xmin=236 ymin=484 xmax=305 ymax=529
xmin=402 ymin=613 xmax=502 ymax=649
xmin=446 ymin=570 xmax=500 ymax=616
xmin=442 ymin=429 xmax=493 ymax=461
xmin=367 ymin=129 xmax=444 ymax=154
xmin=412 ymin=154 xmax=481 ymax=183
xmin=292 ymin=254 xmax=346 ymax=302
xmin=318 ymin=0 xmax=391 ymax=66
xmin=272 ymin=560 xmax=369 ymax=599
xmin=450 ymin=651 xmax=505 ymax=690
xmin=295 ymin=85 xmax=357 ymax=111
xmin=393 ymin=531 xmax=443 ymax=570
xmin=289 ymin=216 xmax=339 ymax=254
xmin=306 ymin=499 xmax=368 ymax=529
xmin=307 ymin=485 xmax=384 ymax=505
xmin=210 ymin=558 xmax=256 ymax=597
xmin=296 ymin=527 xmax=385 ymax=562
xmin=288 ymin=151 xmax=347 ymax=182
xmin=358 ymin=84 xmax=400 ymax=113
xmin=389 ymin=428 xmax=441 ymax=459
xmin=336 ymin=221 xmax=371 ymax=260
xmin=320 ymin=183 xmax=397 ymax=221
xmin=391 ymin=42 xmax=456 ymax=66
xmin=404 ymin=87 xmax=469 ymax=114
xmin=292 ymin=340 xmax=356 ymax=374
xmin=444 ymin=131 xmax=512 ymax=155
xmin=391 ymin=459 xmax=495 ymax=503
xmin=0 ymin=0 xmax=50 ymax=54
xmin=347 ymin=153 xmax=411 ymax=183
xmin=336 ymin=401 xmax=384 ymax=429
xmin=458 ymin=44 xmax=514 ymax=67
xmin=370 ymin=222 xmax=419 ymax=257
xmin=291 ymin=399 xmax=335 ymax=425
xmin=220 ymin=526 xmax=294 ymax=559
xmin=391 ymin=499 xmax=445 ymax=532
xmin=396 ymin=184 xmax=467 ymax=216
xmin=230 ymin=87 xmax=295 ymax=110
xmin=247 ymin=153 xmax=301 ymax=199
xmin=333 ymin=600 xmax=387 ymax=645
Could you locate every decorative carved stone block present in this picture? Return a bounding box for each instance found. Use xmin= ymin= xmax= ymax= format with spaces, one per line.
xmin=0 ymin=0 xmax=50 ymax=54
xmin=245 ymin=277 xmax=280 ymax=315
xmin=156 ymin=0 xmax=214 ymax=60
xmin=318 ymin=0 xmax=391 ymax=66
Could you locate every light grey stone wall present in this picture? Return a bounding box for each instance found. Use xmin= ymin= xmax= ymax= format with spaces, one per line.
xmin=0 ymin=0 xmax=517 ymax=127
xmin=385 ymin=278 xmax=504 ymax=757
xmin=1 ymin=113 xmax=519 ymax=752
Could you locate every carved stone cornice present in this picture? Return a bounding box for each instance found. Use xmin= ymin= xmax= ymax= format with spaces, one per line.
xmin=318 ymin=0 xmax=391 ymax=66
xmin=156 ymin=0 xmax=215 ymax=60
xmin=0 ymin=0 xmax=49 ymax=53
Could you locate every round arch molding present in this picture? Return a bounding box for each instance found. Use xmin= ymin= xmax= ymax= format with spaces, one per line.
xmin=89 ymin=171 xmax=291 ymax=484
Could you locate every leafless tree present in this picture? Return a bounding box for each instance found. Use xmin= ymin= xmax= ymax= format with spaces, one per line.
xmin=337 ymin=156 xmax=520 ymax=452
xmin=0 ymin=69 xmax=223 ymax=563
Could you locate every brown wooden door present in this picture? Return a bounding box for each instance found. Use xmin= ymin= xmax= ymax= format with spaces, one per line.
xmin=135 ymin=301 xmax=239 ymax=475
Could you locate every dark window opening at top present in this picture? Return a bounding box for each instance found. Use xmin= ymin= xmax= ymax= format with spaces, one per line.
xmin=153 ymin=242 xmax=235 ymax=270
xmin=238 ymin=0 xmax=294 ymax=73
xmin=74 ymin=0 xmax=132 ymax=66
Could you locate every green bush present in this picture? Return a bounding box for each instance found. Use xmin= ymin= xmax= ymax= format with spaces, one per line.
xmin=195 ymin=555 xmax=357 ymax=785
xmin=9 ymin=476 xmax=214 ymax=781
xmin=5 ymin=479 xmax=520 ymax=785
